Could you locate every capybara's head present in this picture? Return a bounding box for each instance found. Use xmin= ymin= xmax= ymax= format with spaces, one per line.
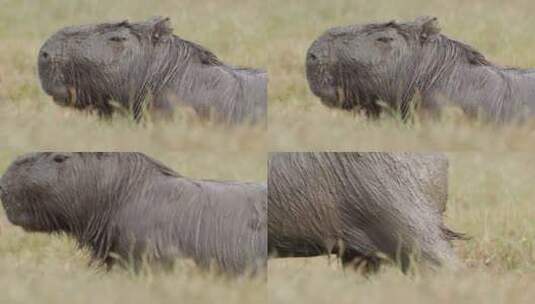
xmin=305 ymin=16 xmax=440 ymax=113
xmin=38 ymin=17 xmax=174 ymax=113
xmin=0 ymin=152 xmax=171 ymax=233
xmin=0 ymin=153 xmax=83 ymax=231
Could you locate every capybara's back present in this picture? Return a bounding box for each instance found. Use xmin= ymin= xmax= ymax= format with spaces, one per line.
xmin=268 ymin=152 xmax=463 ymax=273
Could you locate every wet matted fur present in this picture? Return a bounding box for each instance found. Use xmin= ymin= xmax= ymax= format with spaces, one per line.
xmin=38 ymin=17 xmax=267 ymax=125
xmin=268 ymin=152 xmax=463 ymax=273
xmin=0 ymin=152 xmax=267 ymax=275
xmin=306 ymin=16 xmax=535 ymax=123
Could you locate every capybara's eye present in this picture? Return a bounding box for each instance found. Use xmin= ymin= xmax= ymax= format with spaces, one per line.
xmin=52 ymin=154 xmax=69 ymax=163
xmin=376 ymin=37 xmax=394 ymax=43
xmin=109 ymin=36 xmax=127 ymax=42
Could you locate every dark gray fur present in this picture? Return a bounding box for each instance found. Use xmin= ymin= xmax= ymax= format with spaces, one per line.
xmin=268 ymin=152 xmax=462 ymax=273
xmin=0 ymin=153 xmax=267 ymax=275
xmin=306 ymin=16 xmax=535 ymax=123
xmin=38 ymin=17 xmax=267 ymax=125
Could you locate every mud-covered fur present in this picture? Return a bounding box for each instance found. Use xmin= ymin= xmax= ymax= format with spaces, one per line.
xmin=0 ymin=153 xmax=267 ymax=275
xmin=38 ymin=17 xmax=267 ymax=125
xmin=268 ymin=152 xmax=463 ymax=273
xmin=306 ymin=16 xmax=535 ymax=122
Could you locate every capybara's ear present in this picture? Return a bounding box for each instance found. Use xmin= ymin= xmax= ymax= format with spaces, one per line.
xmin=50 ymin=153 xmax=71 ymax=164
xmin=384 ymin=20 xmax=398 ymax=27
xmin=147 ymin=16 xmax=173 ymax=43
xmin=114 ymin=20 xmax=130 ymax=27
xmin=415 ymin=16 xmax=440 ymax=41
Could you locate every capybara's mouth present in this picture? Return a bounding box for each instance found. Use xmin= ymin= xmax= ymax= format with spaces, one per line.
xmin=307 ymin=75 xmax=337 ymax=104
xmin=1 ymin=198 xmax=22 ymax=219
xmin=43 ymin=83 xmax=68 ymax=105
xmin=0 ymin=181 xmax=45 ymax=232
xmin=319 ymin=95 xmax=339 ymax=109
xmin=38 ymin=67 xmax=76 ymax=107
xmin=1 ymin=196 xmax=23 ymax=214
xmin=0 ymin=186 xmax=25 ymax=216
xmin=312 ymin=84 xmax=342 ymax=109
xmin=315 ymin=86 xmax=358 ymax=111
xmin=50 ymin=86 xmax=76 ymax=107
xmin=0 ymin=184 xmax=9 ymax=207
xmin=0 ymin=196 xmax=38 ymax=231
xmin=306 ymin=64 xmax=341 ymax=108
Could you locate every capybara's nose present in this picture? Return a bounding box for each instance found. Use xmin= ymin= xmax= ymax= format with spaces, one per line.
xmin=39 ymin=47 xmax=55 ymax=64
xmin=40 ymin=50 xmax=50 ymax=61
xmin=307 ymin=52 xmax=319 ymax=65
xmin=306 ymin=42 xmax=326 ymax=66
xmin=39 ymin=40 xmax=60 ymax=64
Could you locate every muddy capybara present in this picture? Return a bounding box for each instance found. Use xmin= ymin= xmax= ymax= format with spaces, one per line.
xmin=268 ymin=152 xmax=463 ymax=273
xmin=38 ymin=17 xmax=267 ymax=125
xmin=306 ymin=16 xmax=535 ymax=122
xmin=0 ymin=152 xmax=267 ymax=275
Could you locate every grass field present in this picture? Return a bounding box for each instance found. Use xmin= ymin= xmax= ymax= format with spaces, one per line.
xmin=2 ymin=0 xmax=535 ymax=303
